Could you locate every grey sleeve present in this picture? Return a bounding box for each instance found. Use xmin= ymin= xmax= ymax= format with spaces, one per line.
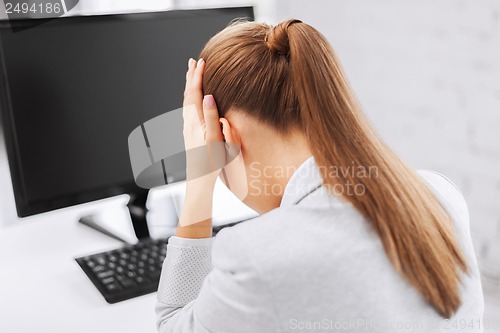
xmin=155 ymin=236 xmax=213 ymax=331
xmin=155 ymin=230 xmax=277 ymax=333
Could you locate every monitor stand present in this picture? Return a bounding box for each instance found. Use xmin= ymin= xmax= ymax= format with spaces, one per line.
xmin=126 ymin=188 xmax=151 ymax=239
xmin=78 ymin=189 xmax=151 ymax=245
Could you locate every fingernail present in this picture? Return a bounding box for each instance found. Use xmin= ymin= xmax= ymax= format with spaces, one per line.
xmin=188 ymin=58 xmax=194 ymax=68
xmin=203 ymin=94 xmax=215 ymax=106
xmin=198 ymin=58 xmax=204 ymax=66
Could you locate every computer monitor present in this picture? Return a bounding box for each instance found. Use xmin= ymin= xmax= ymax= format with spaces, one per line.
xmin=0 ymin=7 xmax=254 ymax=238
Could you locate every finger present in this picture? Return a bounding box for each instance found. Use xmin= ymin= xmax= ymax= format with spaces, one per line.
xmin=185 ymin=58 xmax=196 ymax=85
xmin=203 ymin=94 xmax=223 ymax=142
xmin=184 ymin=59 xmax=205 ymax=123
xmin=183 ymin=58 xmax=199 ymax=108
xmin=184 ymin=58 xmax=203 ymax=99
xmin=190 ymin=58 xmax=205 ymax=121
xmin=191 ymin=58 xmax=205 ymax=91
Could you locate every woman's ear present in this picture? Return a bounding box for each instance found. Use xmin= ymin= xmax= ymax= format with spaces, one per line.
xmin=218 ymin=117 xmax=248 ymax=201
xmin=220 ymin=118 xmax=241 ymax=148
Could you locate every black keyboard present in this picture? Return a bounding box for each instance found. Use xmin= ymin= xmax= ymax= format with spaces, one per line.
xmin=75 ymin=221 xmax=243 ymax=303
xmin=75 ymin=237 xmax=168 ymax=304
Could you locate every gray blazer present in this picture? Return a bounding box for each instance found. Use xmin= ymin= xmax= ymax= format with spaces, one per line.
xmin=156 ymin=157 xmax=484 ymax=332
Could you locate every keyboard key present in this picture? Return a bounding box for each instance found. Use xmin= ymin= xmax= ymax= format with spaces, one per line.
xmin=95 ymin=256 xmax=106 ymax=265
xmin=117 ymin=276 xmax=135 ymax=288
xmin=97 ymin=270 xmax=114 ymax=279
xmin=102 ymin=276 xmax=115 ymax=285
xmin=135 ymin=276 xmax=146 ymax=284
xmin=92 ymin=265 xmax=106 ymax=273
xmin=105 ymin=282 xmax=121 ymax=292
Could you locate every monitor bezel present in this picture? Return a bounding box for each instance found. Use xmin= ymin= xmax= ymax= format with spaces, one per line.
xmin=0 ymin=6 xmax=254 ymax=217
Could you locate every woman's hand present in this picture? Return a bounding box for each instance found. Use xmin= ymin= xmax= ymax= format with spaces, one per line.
xmin=182 ymin=58 xmax=227 ymax=181
xmin=176 ymin=58 xmax=233 ymax=238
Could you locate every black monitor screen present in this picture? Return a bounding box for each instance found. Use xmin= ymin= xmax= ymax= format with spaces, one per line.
xmin=0 ymin=7 xmax=253 ymax=217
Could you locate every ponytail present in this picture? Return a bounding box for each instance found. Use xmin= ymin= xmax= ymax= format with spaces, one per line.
xmin=201 ymin=19 xmax=467 ymax=318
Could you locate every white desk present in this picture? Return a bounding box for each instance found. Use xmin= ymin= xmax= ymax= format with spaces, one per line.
xmin=0 ymin=180 xmax=257 ymax=333
xmin=0 ymin=206 xmax=159 ymax=333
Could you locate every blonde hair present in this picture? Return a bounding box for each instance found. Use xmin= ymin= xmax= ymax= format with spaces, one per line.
xmin=200 ymin=19 xmax=467 ymax=317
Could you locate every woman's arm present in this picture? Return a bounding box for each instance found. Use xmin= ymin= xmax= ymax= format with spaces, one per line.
xmin=155 ymin=58 xmax=267 ymax=332
xmin=175 ymin=58 xmax=217 ymax=239
xmin=155 ymin=228 xmax=277 ymax=333
xmin=175 ymin=178 xmax=215 ymax=239
xmin=175 ymin=58 xmax=236 ymax=239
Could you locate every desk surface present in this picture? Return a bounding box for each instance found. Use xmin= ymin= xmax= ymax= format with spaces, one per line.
xmin=0 ymin=206 xmax=159 ymax=333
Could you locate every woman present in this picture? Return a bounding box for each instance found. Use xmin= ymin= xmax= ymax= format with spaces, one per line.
xmin=155 ymin=19 xmax=484 ymax=332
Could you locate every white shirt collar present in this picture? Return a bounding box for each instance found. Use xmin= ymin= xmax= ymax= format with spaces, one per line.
xmin=280 ymin=156 xmax=324 ymax=207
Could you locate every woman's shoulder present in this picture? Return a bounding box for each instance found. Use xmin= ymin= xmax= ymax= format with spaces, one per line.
xmin=417 ymin=169 xmax=479 ymax=272
xmin=211 ymin=201 xmax=375 ymax=279
xmin=417 ymin=170 xmax=470 ymax=229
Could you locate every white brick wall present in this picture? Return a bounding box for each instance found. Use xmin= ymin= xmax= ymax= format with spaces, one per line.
xmin=275 ymin=0 xmax=500 ymax=265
